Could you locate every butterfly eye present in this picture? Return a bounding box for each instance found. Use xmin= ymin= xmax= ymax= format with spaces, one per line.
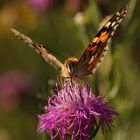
xmin=67 ymin=62 xmax=77 ymax=75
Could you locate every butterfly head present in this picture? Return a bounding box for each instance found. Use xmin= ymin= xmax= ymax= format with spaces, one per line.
xmin=63 ymin=57 xmax=78 ymax=78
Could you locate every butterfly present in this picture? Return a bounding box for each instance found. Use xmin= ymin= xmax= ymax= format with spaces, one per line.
xmin=11 ymin=5 xmax=128 ymax=81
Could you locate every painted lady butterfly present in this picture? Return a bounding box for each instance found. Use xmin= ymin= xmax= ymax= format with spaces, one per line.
xmin=11 ymin=5 xmax=128 ymax=81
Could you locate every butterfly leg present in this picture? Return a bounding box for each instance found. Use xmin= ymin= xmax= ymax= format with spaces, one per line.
xmin=57 ymin=75 xmax=64 ymax=86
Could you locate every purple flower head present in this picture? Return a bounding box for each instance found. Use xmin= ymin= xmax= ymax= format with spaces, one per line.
xmin=38 ymin=81 xmax=118 ymax=140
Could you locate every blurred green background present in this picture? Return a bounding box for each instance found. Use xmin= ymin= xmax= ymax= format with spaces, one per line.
xmin=0 ymin=0 xmax=140 ymax=140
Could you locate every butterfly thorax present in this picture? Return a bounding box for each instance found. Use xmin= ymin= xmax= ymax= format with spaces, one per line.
xmin=61 ymin=57 xmax=79 ymax=79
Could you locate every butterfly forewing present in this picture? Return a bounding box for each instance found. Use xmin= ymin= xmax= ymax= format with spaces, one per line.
xmin=11 ymin=29 xmax=64 ymax=70
xmin=78 ymin=5 xmax=128 ymax=75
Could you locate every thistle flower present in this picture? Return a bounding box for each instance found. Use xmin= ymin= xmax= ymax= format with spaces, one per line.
xmin=38 ymin=81 xmax=118 ymax=140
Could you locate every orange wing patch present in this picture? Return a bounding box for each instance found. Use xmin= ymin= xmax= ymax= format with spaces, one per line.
xmin=100 ymin=32 xmax=109 ymax=43
xmin=92 ymin=31 xmax=109 ymax=44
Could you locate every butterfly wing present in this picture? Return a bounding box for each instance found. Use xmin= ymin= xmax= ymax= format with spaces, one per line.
xmin=11 ymin=28 xmax=64 ymax=70
xmin=78 ymin=5 xmax=128 ymax=75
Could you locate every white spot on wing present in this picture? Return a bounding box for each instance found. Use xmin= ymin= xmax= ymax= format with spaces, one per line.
xmin=113 ymin=24 xmax=119 ymax=30
xmin=110 ymin=31 xmax=115 ymax=36
xmin=116 ymin=11 xmax=121 ymax=16
xmin=111 ymin=21 xmax=116 ymax=27
xmin=105 ymin=21 xmax=111 ymax=28
xmin=118 ymin=18 xmax=123 ymax=23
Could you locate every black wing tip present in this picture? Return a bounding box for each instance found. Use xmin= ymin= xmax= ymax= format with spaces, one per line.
xmin=122 ymin=4 xmax=128 ymax=11
xmin=125 ymin=4 xmax=128 ymax=8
